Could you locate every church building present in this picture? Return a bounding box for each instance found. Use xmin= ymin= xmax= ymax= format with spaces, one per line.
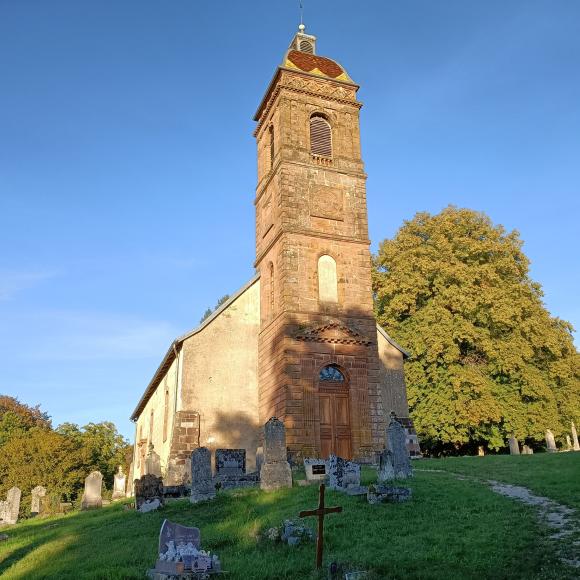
xmin=131 ymin=26 xmax=420 ymax=486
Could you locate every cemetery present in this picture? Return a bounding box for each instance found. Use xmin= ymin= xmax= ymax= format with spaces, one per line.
xmin=0 ymin=416 xmax=579 ymax=578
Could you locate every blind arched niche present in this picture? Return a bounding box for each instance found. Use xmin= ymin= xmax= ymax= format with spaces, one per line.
xmin=318 ymin=255 xmax=338 ymax=303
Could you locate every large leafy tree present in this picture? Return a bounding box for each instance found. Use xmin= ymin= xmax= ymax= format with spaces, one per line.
xmin=373 ymin=207 xmax=579 ymax=453
xmin=0 ymin=396 xmax=51 ymax=446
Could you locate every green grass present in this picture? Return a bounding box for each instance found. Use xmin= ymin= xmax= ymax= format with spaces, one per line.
xmin=0 ymin=458 xmax=576 ymax=579
xmin=421 ymin=452 xmax=580 ymax=509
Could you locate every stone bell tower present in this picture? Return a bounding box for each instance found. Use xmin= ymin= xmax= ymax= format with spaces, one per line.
xmin=253 ymin=26 xmax=386 ymax=462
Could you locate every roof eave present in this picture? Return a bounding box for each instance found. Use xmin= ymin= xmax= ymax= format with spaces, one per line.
xmin=376 ymin=323 xmax=411 ymax=359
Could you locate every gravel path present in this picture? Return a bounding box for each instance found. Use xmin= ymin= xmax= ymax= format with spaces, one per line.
xmin=418 ymin=468 xmax=580 ymax=568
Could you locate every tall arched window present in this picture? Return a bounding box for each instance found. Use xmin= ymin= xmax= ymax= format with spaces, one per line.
xmin=269 ymin=125 xmax=275 ymax=169
xmin=310 ymin=114 xmax=332 ymax=158
xmin=318 ymin=255 xmax=338 ymax=303
xmin=269 ymin=262 xmax=275 ymax=316
xmin=163 ymin=385 xmax=169 ymax=442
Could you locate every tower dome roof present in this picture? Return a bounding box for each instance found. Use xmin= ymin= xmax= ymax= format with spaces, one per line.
xmin=283 ymin=49 xmax=352 ymax=82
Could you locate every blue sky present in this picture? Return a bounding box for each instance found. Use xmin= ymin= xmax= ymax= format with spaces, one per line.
xmin=1 ymin=1 xmax=579 ymax=440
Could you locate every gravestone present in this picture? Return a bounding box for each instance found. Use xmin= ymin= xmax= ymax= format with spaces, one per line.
xmin=508 ymin=437 xmax=520 ymax=455
xmin=566 ymin=435 xmax=573 ymax=451
xmin=112 ymin=465 xmax=127 ymax=501
xmin=260 ymin=417 xmax=292 ymax=491
xmin=145 ymin=443 xmax=162 ymax=477
xmin=215 ymin=449 xmax=245 ymax=476
xmin=304 ymin=458 xmax=328 ymax=481
xmin=545 ymin=429 xmax=557 ymax=453
xmin=31 ymin=485 xmax=47 ymax=516
xmin=367 ymin=485 xmax=412 ymax=504
xmin=150 ymin=518 xmax=221 ymax=577
xmin=81 ymin=471 xmax=103 ymax=510
xmin=378 ymin=449 xmax=395 ymax=481
xmin=134 ymin=474 xmax=164 ymax=511
xmin=0 ymin=487 xmax=21 ymax=525
xmin=571 ymin=422 xmax=580 ymax=452
xmin=127 ymin=461 xmax=134 ymax=497
xmin=477 ymin=446 xmax=485 ymax=456
xmin=190 ymin=447 xmax=216 ymax=503
xmin=379 ymin=414 xmax=413 ymax=480
xmin=521 ymin=445 xmax=534 ymax=455
xmin=255 ymin=446 xmax=264 ymax=474
xmin=328 ymin=455 xmax=361 ymax=492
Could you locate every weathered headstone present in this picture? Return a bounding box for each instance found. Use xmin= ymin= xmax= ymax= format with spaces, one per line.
xmin=367 ymin=485 xmax=412 ymax=504
xmin=190 ymin=447 xmax=216 ymax=503
xmin=127 ymin=461 xmax=134 ymax=497
xmin=255 ymin=446 xmax=264 ymax=474
xmin=81 ymin=471 xmax=103 ymax=510
xmin=521 ymin=445 xmax=534 ymax=455
xmin=571 ymin=422 xmax=580 ymax=452
xmin=31 ymin=485 xmax=47 ymax=516
xmin=477 ymin=446 xmax=485 ymax=456
xmin=260 ymin=417 xmax=292 ymax=491
xmin=328 ymin=455 xmax=361 ymax=492
xmin=545 ymin=429 xmax=557 ymax=453
xmin=215 ymin=449 xmax=245 ymax=476
xmin=112 ymin=465 xmax=126 ymax=501
xmin=379 ymin=414 xmax=413 ymax=480
xmin=145 ymin=443 xmax=162 ymax=477
xmin=508 ymin=437 xmax=520 ymax=455
xmin=377 ymin=449 xmax=395 ymax=482
xmin=304 ymin=459 xmax=328 ymax=482
xmin=566 ymin=435 xmax=573 ymax=451
xmin=150 ymin=518 xmax=221 ymax=577
xmin=134 ymin=474 xmax=164 ymax=511
xmin=0 ymin=487 xmax=21 ymax=525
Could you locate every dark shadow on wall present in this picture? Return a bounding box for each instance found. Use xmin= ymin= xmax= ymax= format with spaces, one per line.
xmin=209 ymin=410 xmax=261 ymax=472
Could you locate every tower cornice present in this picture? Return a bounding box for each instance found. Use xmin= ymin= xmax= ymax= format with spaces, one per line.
xmin=253 ymin=68 xmax=360 ymax=136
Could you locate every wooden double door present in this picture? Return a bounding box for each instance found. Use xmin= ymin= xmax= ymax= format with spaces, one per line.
xmin=319 ymin=387 xmax=352 ymax=459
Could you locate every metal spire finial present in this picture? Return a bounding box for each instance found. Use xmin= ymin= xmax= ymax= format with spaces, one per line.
xmin=299 ymin=0 xmax=305 ymax=31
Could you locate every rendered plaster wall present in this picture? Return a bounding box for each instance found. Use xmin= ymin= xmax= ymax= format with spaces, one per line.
xmin=180 ymin=279 xmax=261 ymax=472
xmin=134 ymin=357 xmax=178 ymax=478
xmin=377 ymin=328 xmax=409 ymax=419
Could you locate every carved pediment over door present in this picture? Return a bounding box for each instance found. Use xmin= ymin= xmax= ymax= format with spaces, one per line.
xmin=295 ymin=321 xmax=373 ymax=346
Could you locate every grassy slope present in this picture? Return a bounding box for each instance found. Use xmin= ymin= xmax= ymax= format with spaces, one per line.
xmin=0 ymin=460 xmax=575 ymax=580
xmin=421 ymin=452 xmax=580 ymax=509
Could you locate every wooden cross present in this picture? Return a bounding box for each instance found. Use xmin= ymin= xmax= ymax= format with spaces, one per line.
xmin=299 ymin=483 xmax=342 ymax=569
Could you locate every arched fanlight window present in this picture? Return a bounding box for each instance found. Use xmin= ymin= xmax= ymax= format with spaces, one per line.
xmin=318 ymin=255 xmax=338 ymax=303
xmin=310 ymin=114 xmax=332 ymax=158
xmin=269 ymin=125 xmax=274 ymax=169
xmin=319 ymin=365 xmax=345 ymax=382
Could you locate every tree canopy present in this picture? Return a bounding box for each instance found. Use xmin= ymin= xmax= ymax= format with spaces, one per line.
xmin=200 ymin=294 xmax=230 ymax=323
xmin=373 ymin=207 xmax=579 ymax=454
xmin=0 ymin=397 xmax=131 ymax=513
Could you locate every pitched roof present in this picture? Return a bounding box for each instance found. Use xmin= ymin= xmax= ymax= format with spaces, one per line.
xmin=376 ymin=324 xmax=410 ymax=359
xmin=129 ymin=275 xmax=260 ymax=421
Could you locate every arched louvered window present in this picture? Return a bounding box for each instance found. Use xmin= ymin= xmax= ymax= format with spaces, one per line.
xmin=299 ymin=39 xmax=314 ymax=54
xmin=310 ymin=115 xmax=332 ymax=158
xmin=269 ymin=125 xmax=274 ymax=169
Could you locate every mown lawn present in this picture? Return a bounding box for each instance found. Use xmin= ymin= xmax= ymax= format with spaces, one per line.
xmin=421 ymin=452 xmax=580 ymax=509
xmin=0 ymin=458 xmax=576 ymax=580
